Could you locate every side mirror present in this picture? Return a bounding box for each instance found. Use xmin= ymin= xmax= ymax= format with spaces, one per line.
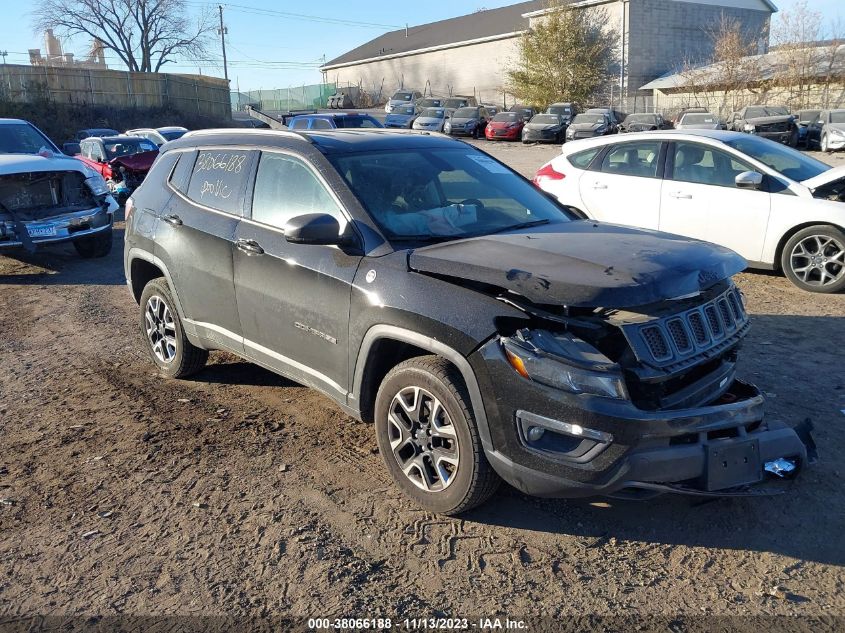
xmin=63 ymin=142 xmax=81 ymax=156
xmin=284 ymin=213 xmax=347 ymax=246
xmin=735 ymin=171 xmax=763 ymax=190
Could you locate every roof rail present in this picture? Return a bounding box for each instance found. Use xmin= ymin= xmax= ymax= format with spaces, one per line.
xmin=183 ymin=127 xmax=314 ymax=144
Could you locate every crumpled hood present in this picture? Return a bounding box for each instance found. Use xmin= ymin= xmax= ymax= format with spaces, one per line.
xmin=801 ymin=164 xmax=845 ymax=190
xmin=109 ymin=149 xmax=158 ymax=172
xmin=0 ymin=153 xmax=94 ymax=176
xmin=569 ymin=122 xmax=603 ymax=132
xmin=746 ymin=115 xmax=793 ymax=125
xmin=408 ymin=222 xmax=746 ymax=308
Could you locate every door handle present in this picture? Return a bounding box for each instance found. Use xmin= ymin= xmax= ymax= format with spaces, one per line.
xmin=592 ymin=183 xmax=608 ymax=190
xmin=162 ymin=214 xmax=183 ymax=226
xmin=236 ymin=238 xmax=264 ymax=255
xmin=669 ymin=192 xmax=693 ymax=199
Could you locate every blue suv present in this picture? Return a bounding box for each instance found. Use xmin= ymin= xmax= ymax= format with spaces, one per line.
xmin=288 ymin=113 xmax=383 ymax=130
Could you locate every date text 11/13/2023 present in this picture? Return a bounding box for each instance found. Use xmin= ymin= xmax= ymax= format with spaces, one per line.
xmin=307 ymin=618 xmax=528 ymax=630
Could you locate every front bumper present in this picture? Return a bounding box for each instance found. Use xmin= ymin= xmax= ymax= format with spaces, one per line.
xmin=0 ymin=206 xmax=113 ymax=250
xmin=826 ymin=135 xmax=845 ymax=150
xmin=522 ymin=131 xmax=560 ymax=143
xmin=749 ymin=130 xmax=792 ymax=143
xmin=472 ymin=340 xmax=809 ymax=498
xmin=486 ymin=128 xmax=520 ymax=140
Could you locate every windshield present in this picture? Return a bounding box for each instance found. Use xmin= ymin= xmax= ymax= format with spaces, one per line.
xmin=418 ymin=98 xmax=442 ymax=108
xmin=392 ymin=91 xmax=413 ymax=101
xmin=493 ymin=112 xmax=520 ymax=123
xmin=724 ymin=136 xmax=829 ymax=182
xmin=329 ymin=147 xmax=570 ymax=243
xmin=391 ymin=106 xmax=416 ymax=116
xmin=830 ymin=112 xmax=845 ymax=124
xmin=531 ymin=115 xmax=560 ymax=125
xmin=336 ymin=116 xmax=382 ymax=128
xmin=745 ymin=106 xmax=789 ymax=118
xmin=549 ymin=105 xmax=572 ymax=114
xmin=159 ymin=129 xmax=187 ymax=141
xmin=627 ymin=114 xmax=658 ymax=123
xmin=103 ymin=138 xmax=158 ymax=159
xmin=681 ymin=113 xmax=717 ymax=124
xmin=420 ymin=109 xmax=446 ymax=119
xmin=0 ymin=123 xmax=58 ymax=155
xmin=573 ymin=114 xmax=604 ymax=125
xmin=453 ymin=108 xmax=478 ymax=118
xmin=444 ymin=99 xmax=467 ymax=109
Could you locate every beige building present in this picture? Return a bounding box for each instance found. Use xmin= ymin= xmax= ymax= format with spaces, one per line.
xmin=320 ymin=0 xmax=777 ymax=108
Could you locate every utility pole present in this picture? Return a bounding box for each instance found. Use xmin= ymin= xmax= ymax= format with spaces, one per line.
xmin=218 ymin=5 xmax=229 ymax=84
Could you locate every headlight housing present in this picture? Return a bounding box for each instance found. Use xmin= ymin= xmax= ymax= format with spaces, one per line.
xmin=502 ymin=336 xmax=628 ymax=400
xmin=744 ymin=123 xmax=756 ymax=132
xmin=85 ymin=172 xmax=110 ymax=196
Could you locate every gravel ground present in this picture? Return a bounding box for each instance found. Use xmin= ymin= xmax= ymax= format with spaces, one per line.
xmin=1 ymin=141 xmax=844 ymax=626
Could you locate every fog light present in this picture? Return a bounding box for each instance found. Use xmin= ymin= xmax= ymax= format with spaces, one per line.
xmin=764 ymin=457 xmax=797 ymax=478
xmin=526 ymin=426 xmax=545 ymax=442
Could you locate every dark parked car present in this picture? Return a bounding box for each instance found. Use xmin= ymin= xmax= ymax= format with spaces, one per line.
xmin=416 ymin=97 xmax=445 ymax=109
xmin=795 ymin=109 xmax=821 ymax=148
xmin=565 ymin=112 xmax=613 ymax=140
xmin=384 ymin=105 xmax=420 ymax=129
xmin=444 ymin=106 xmax=491 ymax=138
xmin=509 ymin=104 xmax=538 ymax=120
xmin=808 ymin=109 xmax=845 ymax=152
xmin=444 ymin=96 xmax=478 ymax=111
xmin=0 ymin=118 xmax=118 ymax=258
xmin=585 ymin=107 xmax=625 ymax=133
xmin=729 ymin=106 xmax=798 ymax=146
xmin=546 ymin=102 xmax=578 ymax=124
xmin=288 ymin=113 xmax=383 ymax=130
xmin=485 ymin=111 xmax=525 ymax=141
xmin=124 ymin=128 xmax=810 ymax=514
xmin=521 ymin=114 xmax=567 ymax=144
xmin=619 ymin=113 xmax=668 ymax=133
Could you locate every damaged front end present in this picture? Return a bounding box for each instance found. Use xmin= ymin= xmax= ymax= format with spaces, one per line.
xmin=0 ymin=169 xmax=116 ymax=251
xmin=477 ymin=281 xmax=812 ymax=499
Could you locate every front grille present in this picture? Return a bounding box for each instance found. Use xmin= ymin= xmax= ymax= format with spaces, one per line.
xmin=629 ymin=286 xmax=749 ymax=370
xmin=758 ymin=122 xmax=790 ymax=133
xmin=574 ymin=131 xmax=593 ymax=139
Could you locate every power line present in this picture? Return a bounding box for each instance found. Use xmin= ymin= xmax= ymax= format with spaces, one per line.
xmin=185 ymin=1 xmax=401 ymax=30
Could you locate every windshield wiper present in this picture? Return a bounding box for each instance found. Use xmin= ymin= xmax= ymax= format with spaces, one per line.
xmin=484 ymin=218 xmax=551 ymax=236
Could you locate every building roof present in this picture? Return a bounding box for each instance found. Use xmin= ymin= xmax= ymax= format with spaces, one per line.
xmin=321 ymin=1 xmax=544 ymax=70
xmin=640 ymin=42 xmax=845 ymax=91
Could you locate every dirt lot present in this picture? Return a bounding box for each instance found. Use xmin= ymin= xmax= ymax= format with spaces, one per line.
xmin=1 ymin=142 xmax=844 ymax=625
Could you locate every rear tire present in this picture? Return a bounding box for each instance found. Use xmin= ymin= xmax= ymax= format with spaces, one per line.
xmin=781 ymin=225 xmax=845 ymax=293
xmin=73 ymin=229 xmax=113 ymax=258
xmin=139 ymin=278 xmax=208 ymax=378
xmin=374 ymin=356 xmax=500 ymax=515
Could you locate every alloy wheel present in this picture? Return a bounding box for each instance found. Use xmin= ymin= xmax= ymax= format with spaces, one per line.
xmin=144 ymin=295 xmax=177 ymax=363
xmin=822 ymin=135 xmax=829 ymax=152
xmin=790 ymin=234 xmax=845 ymax=287
xmin=387 ymin=386 xmax=460 ymax=492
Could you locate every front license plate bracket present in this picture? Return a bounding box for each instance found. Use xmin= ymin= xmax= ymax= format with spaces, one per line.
xmin=705 ymin=439 xmax=762 ymax=491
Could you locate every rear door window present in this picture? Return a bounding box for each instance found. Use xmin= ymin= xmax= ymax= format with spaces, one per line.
xmin=599 ymin=141 xmax=662 ymax=178
xmin=185 ymin=149 xmax=252 ymax=214
xmin=168 ymin=151 xmax=197 ymax=194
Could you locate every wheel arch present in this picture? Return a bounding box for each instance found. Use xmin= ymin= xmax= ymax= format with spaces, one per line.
xmin=773 ymin=222 xmax=845 ymax=271
xmin=351 ymin=325 xmax=493 ymax=451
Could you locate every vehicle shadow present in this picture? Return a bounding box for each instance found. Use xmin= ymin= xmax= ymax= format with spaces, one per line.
xmin=0 ymin=227 xmax=126 ymax=287
xmin=194 ymin=359 xmax=300 ymax=389
xmin=467 ymin=312 xmax=845 ymax=566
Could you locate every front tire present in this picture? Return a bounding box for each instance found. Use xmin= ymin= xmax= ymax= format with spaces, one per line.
xmin=374 ymin=356 xmax=500 ymax=515
xmin=139 ymin=278 xmax=208 ymax=378
xmin=781 ymin=225 xmax=845 ymax=293
xmin=821 ymin=134 xmax=830 ymax=152
xmin=73 ymin=228 xmax=113 ymax=258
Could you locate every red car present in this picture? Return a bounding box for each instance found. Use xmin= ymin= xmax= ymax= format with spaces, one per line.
xmin=76 ymin=135 xmax=159 ymax=202
xmin=485 ymin=111 xmax=525 ymax=141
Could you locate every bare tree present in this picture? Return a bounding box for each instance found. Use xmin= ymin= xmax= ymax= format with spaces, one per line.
xmin=705 ymin=14 xmax=763 ymax=115
xmin=771 ymin=0 xmax=824 ymax=110
xmin=506 ymin=0 xmax=617 ymax=107
xmin=32 ymin=0 xmax=214 ymax=73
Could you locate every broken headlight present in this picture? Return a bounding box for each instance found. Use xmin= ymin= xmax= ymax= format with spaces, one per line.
xmin=502 ymin=335 xmax=628 ymax=400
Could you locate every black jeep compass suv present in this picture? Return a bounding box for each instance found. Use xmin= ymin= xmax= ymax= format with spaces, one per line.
xmin=124 ymin=128 xmax=809 ymax=514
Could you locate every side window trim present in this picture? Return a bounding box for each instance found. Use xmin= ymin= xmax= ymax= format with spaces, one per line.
xmin=596 ymin=140 xmax=665 ymax=179
xmin=245 ymin=149 xmax=353 ymax=232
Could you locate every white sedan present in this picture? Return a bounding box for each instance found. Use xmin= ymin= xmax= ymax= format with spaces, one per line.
xmin=534 ymin=130 xmax=845 ymax=293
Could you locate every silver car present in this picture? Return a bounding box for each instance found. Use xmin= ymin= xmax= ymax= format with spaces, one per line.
xmin=412 ymin=108 xmax=448 ymax=132
xmin=676 ymin=112 xmax=723 ymax=130
xmin=815 ymin=109 xmax=845 ymax=152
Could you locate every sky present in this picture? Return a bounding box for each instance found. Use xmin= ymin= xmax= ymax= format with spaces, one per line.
xmin=0 ymin=0 xmax=841 ymax=91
